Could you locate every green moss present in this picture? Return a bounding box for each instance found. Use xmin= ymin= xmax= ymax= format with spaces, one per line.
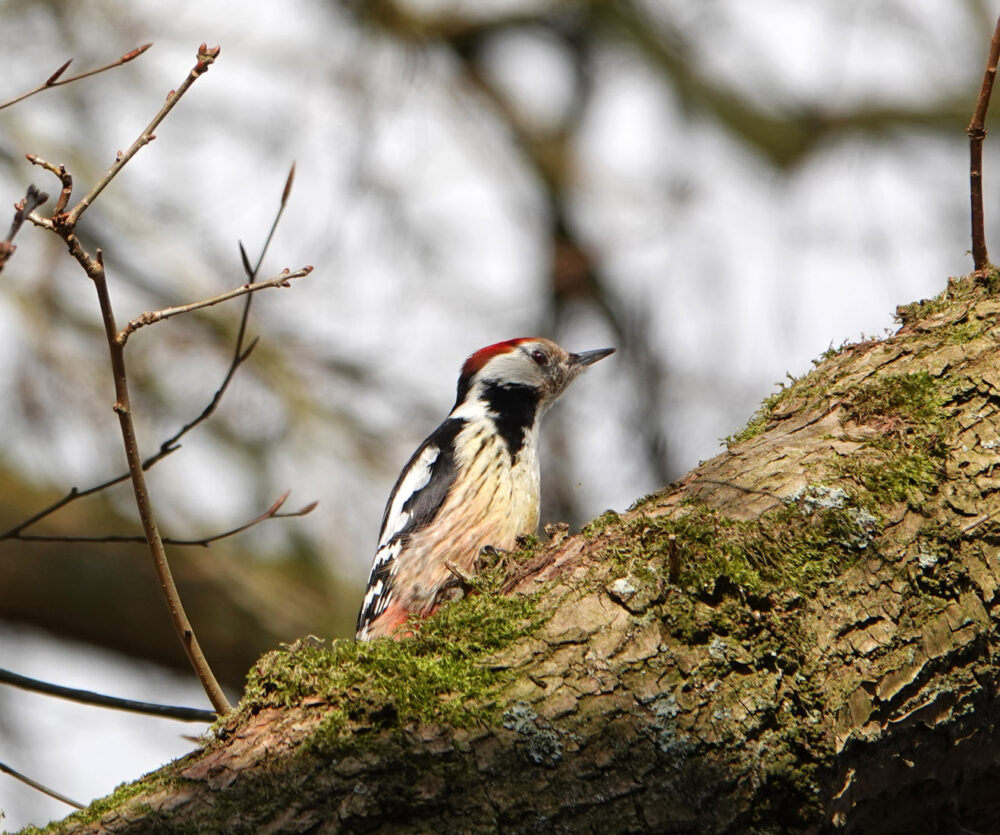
xmin=725 ymin=365 xmax=836 ymax=448
xmin=582 ymin=509 xmax=623 ymax=537
xmin=17 ymin=778 xmax=158 ymax=834
xmin=628 ymin=490 xmax=668 ymax=513
xmin=846 ymin=371 xmax=942 ymax=427
xmin=725 ymin=386 xmax=790 ymax=447
xmin=895 ymin=294 xmax=950 ymax=326
xmin=752 ymin=743 xmax=825 ymax=828
xmin=237 ymin=590 xmax=539 ymax=740
xmin=606 ymin=493 xmax=873 ymax=603
xmin=941 ymin=319 xmax=986 ymax=345
xmin=816 ymin=343 xmax=840 ymax=363
xmin=79 ymin=781 xmax=152 ymax=822
xmin=464 ymin=534 xmax=540 ymax=590
xmin=837 ymin=371 xmax=949 ymax=508
xmin=894 ymin=272 xmax=998 ymax=325
xmin=979 ymin=266 xmax=1000 ymax=294
xmin=842 ymin=453 xmax=941 ymax=506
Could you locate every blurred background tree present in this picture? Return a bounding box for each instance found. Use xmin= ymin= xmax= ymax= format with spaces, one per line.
xmin=0 ymin=0 xmax=994 ymax=828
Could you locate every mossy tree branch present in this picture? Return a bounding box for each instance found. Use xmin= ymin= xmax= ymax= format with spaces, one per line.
xmin=36 ymin=273 xmax=1000 ymax=833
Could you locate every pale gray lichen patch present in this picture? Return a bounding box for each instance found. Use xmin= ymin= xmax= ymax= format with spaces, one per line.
xmin=790 ymin=484 xmax=849 ymax=512
xmin=918 ymin=546 xmax=941 ymax=569
xmin=788 ymin=483 xmax=879 ymax=550
xmin=839 ymin=507 xmax=880 ymax=550
xmin=502 ymin=703 xmax=562 ymax=765
xmin=649 ymin=695 xmax=694 ymax=761
xmin=708 ymin=637 xmax=729 ymax=662
xmin=608 ymin=577 xmax=637 ymax=599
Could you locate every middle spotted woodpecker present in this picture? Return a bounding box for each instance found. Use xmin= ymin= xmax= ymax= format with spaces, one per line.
xmin=356 ymin=337 xmax=614 ymax=640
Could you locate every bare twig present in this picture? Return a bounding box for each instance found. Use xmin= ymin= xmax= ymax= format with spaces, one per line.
xmin=0 ymin=760 xmax=85 ymax=809
xmin=0 ymin=185 xmax=48 ymax=275
xmin=0 ymin=42 xmax=152 ymax=112
xmin=117 ymin=266 xmax=313 ymax=344
xmin=961 ymin=511 xmax=995 ymax=535
xmin=25 ymin=154 xmax=73 ymax=214
xmin=19 ymin=44 xmax=233 ymax=715
xmin=12 ymin=491 xmax=317 ymax=547
xmin=90 ymin=246 xmax=230 ymax=714
xmin=968 ymin=14 xmax=1000 ymax=271
xmin=65 ymin=43 xmax=220 ymax=228
xmin=1 ymin=162 xmax=299 ymax=541
xmin=667 ymin=534 xmax=681 ymax=582
xmin=0 ymin=667 xmax=215 ymax=722
xmin=235 ymin=162 xmax=296 ymax=340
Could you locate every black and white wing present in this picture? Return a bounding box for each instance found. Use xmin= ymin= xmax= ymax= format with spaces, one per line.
xmin=355 ymin=418 xmax=464 ymax=637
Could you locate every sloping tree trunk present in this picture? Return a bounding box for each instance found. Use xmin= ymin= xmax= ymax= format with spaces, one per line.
xmin=38 ymin=274 xmax=1000 ymax=834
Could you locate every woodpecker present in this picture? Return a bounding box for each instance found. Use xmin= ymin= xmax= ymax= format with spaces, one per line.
xmin=356 ymin=337 xmax=614 ymax=640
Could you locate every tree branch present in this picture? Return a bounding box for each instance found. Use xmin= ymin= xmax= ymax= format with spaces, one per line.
xmin=0 ymin=761 xmax=84 ymax=810
xmin=10 ymin=491 xmax=317 ymax=547
xmin=117 ymin=266 xmax=313 ymax=344
xmin=2 ymin=162 xmax=298 ymax=543
xmin=0 ymin=43 xmax=152 ymax=112
xmin=8 ymin=70 xmax=308 ymax=717
xmin=0 ymin=185 xmax=48 ymax=275
xmin=87 ymin=247 xmax=231 ymax=714
xmin=15 ymin=43 xmax=236 ymax=716
xmin=968 ymin=13 xmax=1000 ymax=271
xmin=0 ymin=667 xmax=216 ymax=722
xmin=25 ymin=154 xmax=73 ymax=214
xmin=64 ymin=44 xmax=220 ymax=228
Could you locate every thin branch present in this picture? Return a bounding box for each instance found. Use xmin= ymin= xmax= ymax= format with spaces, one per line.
xmin=88 ymin=245 xmax=230 ymax=714
xmin=0 ymin=760 xmax=85 ymax=809
xmin=152 ymin=161 xmax=298 ymax=489
xmin=6 ymin=47 xmax=311 ymax=718
xmin=234 ymin=161 xmax=297 ymax=344
xmin=667 ymin=534 xmax=681 ymax=582
xmin=0 ymin=667 xmax=215 ymax=722
xmin=12 ymin=491 xmax=317 ymax=547
xmin=1 ymin=162 xmax=299 ymax=541
xmin=25 ymin=154 xmax=73 ymax=214
xmin=0 ymin=185 xmax=48 ymax=275
xmin=65 ymin=43 xmax=220 ymax=228
xmin=0 ymin=42 xmax=152 ymax=112
xmin=968 ymin=14 xmax=1000 ymax=271
xmin=117 ymin=266 xmax=313 ymax=344
xmin=0 ymin=337 xmax=257 ymax=541
xmin=16 ymin=43 xmax=234 ymax=715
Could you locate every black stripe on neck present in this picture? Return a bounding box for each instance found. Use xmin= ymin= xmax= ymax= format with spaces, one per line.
xmin=483 ymin=382 xmax=539 ymax=457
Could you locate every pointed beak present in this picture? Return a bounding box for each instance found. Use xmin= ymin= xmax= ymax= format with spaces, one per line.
xmin=569 ymin=347 xmax=615 ymax=368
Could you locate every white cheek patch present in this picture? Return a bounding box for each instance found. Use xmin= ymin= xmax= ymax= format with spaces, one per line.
xmin=480 ymin=350 xmax=546 ymax=389
xmin=378 ymin=444 xmax=441 ymax=549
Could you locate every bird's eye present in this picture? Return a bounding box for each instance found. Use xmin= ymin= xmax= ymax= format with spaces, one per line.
xmin=530 ymin=349 xmax=549 ymax=366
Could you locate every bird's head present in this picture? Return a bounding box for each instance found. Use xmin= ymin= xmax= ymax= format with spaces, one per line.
xmin=454 ymin=337 xmax=614 ymax=415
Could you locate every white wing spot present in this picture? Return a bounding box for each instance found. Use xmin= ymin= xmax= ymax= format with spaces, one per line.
xmin=378 ymin=443 xmax=440 ymax=549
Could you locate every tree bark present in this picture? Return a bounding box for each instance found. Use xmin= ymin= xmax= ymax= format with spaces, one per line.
xmin=41 ymin=274 xmax=1000 ymax=834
